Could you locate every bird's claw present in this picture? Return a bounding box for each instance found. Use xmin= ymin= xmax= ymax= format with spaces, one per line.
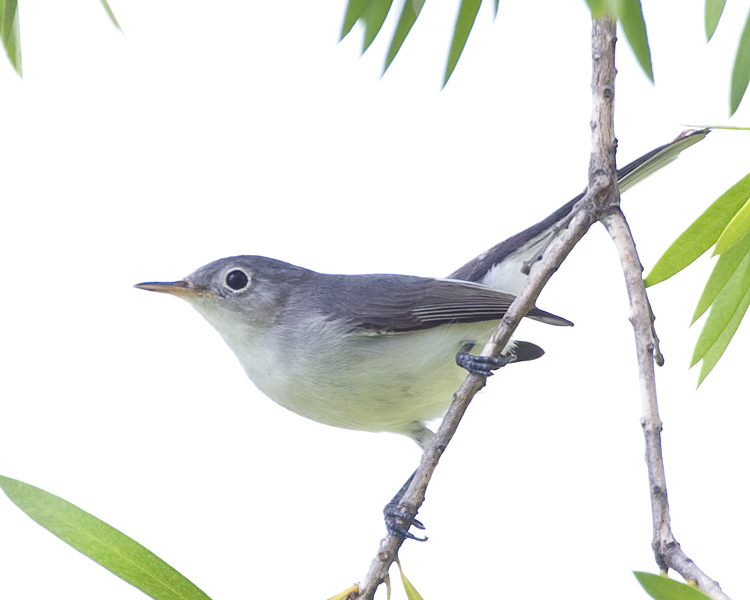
xmin=383 ymin=502 xmax=428 ymax=542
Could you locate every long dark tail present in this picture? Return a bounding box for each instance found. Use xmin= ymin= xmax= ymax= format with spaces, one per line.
xmin=449 ymin=129 xmax=709 ymax=292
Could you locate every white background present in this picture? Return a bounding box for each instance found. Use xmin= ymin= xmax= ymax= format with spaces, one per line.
xmin=1 ymin=1 xmax=749 ymax=599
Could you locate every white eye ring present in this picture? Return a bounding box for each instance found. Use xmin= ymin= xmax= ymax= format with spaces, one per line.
xmin=224 ymin=268 xmax=250 ymax=292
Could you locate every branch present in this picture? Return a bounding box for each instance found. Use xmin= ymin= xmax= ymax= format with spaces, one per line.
xmin=601 ymin=210 xmax=731 ymax=600
xmin=351 ymin=15 xmax=619 ymax=600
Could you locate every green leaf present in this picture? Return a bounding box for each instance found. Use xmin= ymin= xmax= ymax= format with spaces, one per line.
xmin=0 ymin=0 xmax=22 ymax=76
xmin=715 ymin=195 xmax=750 ymax=255
xmin=693 ymin=228 xmax=750 ymax=322
xmin=99 ymin=0 xmax=122 ymax=31
xmin=616 ymin=0 xmax=653 ymax=82
xmin=396 ymin=560 xmax=425 ymax=600
xmin=362 ymin=0 xmax=394 ymax=52
xmin=585 ymin=0 xmax=616 ymax=17
xmin=696 ymin=282 xmax=750 ymax=385
xmin=645 ymin=171 xmax=750 ymax=286
xmin=634 ymin=572 xmax=711 ymax=600
xmin=0 ymin=475 xmax=212 ymax=600
xmin=443 ymin=0 xmax=482 ymax=87
xmin=384 ymin=0 xmax=426 ymax=73
xmin=730 ymin=7 xmax=750 ymax=115
xmin=325 ymin=585 xmax=360 ymax=600
xmin=340 ymin=0 xmax=368 ymax=40
xmin=691 ymin=249 xmax=750 ymax=368
xmin=705 ymin=0 xmax=726 ymax=40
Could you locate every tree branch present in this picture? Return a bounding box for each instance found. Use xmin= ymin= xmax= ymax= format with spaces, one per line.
xmin=601 ymin=207 xmax=731 ymax=600
xmin=351 ymin=15 xmax=619 ymax=600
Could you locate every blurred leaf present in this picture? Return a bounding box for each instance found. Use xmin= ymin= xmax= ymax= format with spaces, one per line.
xmin=715 ymin=195 xmax=750 ymax=255
xmin=693 ymin=228 xmax=750 ymax=322
xmin=1 ymin=0 xmax=22 ymax=76
xmin=99 ymin=0 xmax=122 ymax=31
xmin=696 ymin=283 xmax=750 ymax=385
xmin=585 ymin=0 xmax=616 ymax=17
xmin=341 ymin=0 xmax=368 ymax=39
xmin=0 ymin=475 xmax=212 ymax=600
xmin=705 ymin=0 xmax=726 ymax=40
xmin=396 ymin=560 xmax=425 ymax=600
xmin=616 ymin=0 xmax=653 ymax=81
xmin=730 ymin=7 xmax=750 ymax=115
xmin=443 ymin=0 xmax=481 ymax=87
xmin=362 ymin=0 xmax=394 ymax=52
xmin=645 ymin=172 xmax=750 ymax=286
xmin=325 ymin=585 xmax=360 ymax=600
xmin=634 ymin=572 xmax=711 ymax=600
xmin=384 ymin=0 xmax=426 ymax=73
xmin=691 ymin=251 xmax=750 ymax=370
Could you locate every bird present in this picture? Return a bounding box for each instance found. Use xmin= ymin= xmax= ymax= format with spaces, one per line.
xmin=135 ymin=129 xmax=707 ymax=538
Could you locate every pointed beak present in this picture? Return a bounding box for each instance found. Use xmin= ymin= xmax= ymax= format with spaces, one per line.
xmin=134 ymin=280 xmax=213 ymax=299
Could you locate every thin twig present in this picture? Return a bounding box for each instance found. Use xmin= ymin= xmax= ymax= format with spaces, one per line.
xmin=601 ymin=210 xmax=731 ymax=600
xmin=352 ymin=17 xmax=618 ymax=598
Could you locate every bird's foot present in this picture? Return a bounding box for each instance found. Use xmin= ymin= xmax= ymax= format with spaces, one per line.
xmin=456 ymin=343 xmax=516 ymax=376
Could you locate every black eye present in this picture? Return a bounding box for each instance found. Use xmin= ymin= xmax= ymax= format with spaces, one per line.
xmin=225 ymin=269 xmax=249 ymax=291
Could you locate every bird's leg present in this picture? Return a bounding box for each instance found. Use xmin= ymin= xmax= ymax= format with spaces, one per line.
xmin=456 ymin=342 xmax=516 ymax=376
xmin=383 ymin=470 xmax=427 ymax=542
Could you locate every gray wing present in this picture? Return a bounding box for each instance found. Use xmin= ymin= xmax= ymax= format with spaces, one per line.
xmin=317 ymin=274 xmax=572 ymax=334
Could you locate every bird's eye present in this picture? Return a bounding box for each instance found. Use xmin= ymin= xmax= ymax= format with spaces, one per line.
xmin=224 ymin=269 xmax=250 ymax=291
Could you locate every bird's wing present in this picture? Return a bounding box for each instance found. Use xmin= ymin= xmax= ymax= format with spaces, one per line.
xmin=324 ymin=274 xmax=572 ymax=334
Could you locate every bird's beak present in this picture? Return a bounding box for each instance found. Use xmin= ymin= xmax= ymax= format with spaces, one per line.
xmin=134 ymin=280 xmax=213 ymax=299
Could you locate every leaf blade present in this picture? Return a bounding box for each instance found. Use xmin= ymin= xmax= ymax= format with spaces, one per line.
xmin=645 ymin=171 xmax=750 ymax=286
xmin=692 ymin=228 xmax=750 ymax=322
xmin=0 ymin=475 xmax=212 ymax=600
xmin=634 ymin=571 xmax=712 ymax=600
xmin=362 ymin=0 xmax=394 ymax=53
xmin=691 ymin=249 xmax=750 ymax=367
xmin=99 ymin=0 xmax=122 ymax=31
xmin=714 ymin=195 xmax=750 ymax=255
xmin=384 ymin=0 xmax=426 ymax=73
xmin=696 ymin=281 xmax=750 ymax=385
xmin=443 ymin=0 xmax=482 ymax=87
xmin=730 ymin=6 xmax=750 ymax=115
xmin=616 ymin=0 xmax=653 ymax=82
xmin=340 ymin=0 xmax=368 ymax=40
xmin=705 ymin=0 xmax=726 ymax=40
xmin=1 ymin=0 xmax=22 ymax=76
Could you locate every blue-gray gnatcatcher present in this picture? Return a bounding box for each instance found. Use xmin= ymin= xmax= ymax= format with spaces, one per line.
xmin=135 ymin=129 xmax=706 ymax=448
xmin=135 ymin=130 xmax=707 ymax=537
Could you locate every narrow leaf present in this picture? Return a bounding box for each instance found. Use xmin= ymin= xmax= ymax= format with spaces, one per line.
xmin=696 ymin=282 xmax=750 ymax=385
xmin=362 ymin=0 xmax=394 ymax=53
xmin=384 ymin=0 xmax=426 ymax=73
xmin=99 ymin=0 xmax=122 ymax=31
xmin=616 ymin=0 xmax=653 ymax=82
xmin=634 ymin=571 xmax=711 ymax=600
xmin=691 ymin=250 xmax=750 ymax=366
xmin=585 ymin=0 xmax=616 ymax=17
xmin=730 ymin=7 xmax=750 ymax=115
xmin=714 ymin=195 xmax=750 ymax=255
xmin=693 ymin=228 xmax=750 ymax=322
xmin=326 ymin=585 xmax=360 ymax=600
xmin=0 ymin=0 xmax=22 ymax=76
xmin=705 ymin=0 xmax=726 ymax=40
xmin=0 ymin=475 xmax=212 ymax=600
xmin=396 ymin=560 xmax=425 ymax=600
xmin=443 ymin=0 xmax=482 ymax=87
xmin=492 ymin=0 xmax=499 ymax=18
xmin=645 ymin=172 xmax=750 ymax=286
xmin=340 ymin=0 xmax=368 ymax=40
